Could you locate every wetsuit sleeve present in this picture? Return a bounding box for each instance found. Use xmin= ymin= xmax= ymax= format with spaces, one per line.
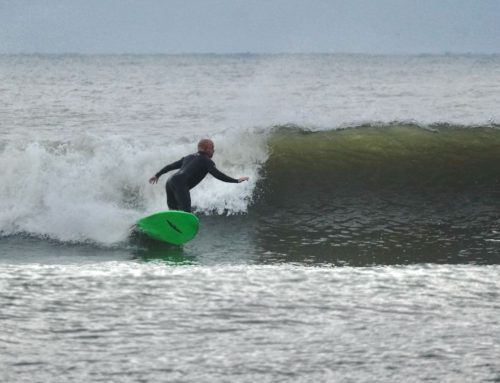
xmin=155 ymin=157 xmax=183 ymax=178
xmin=208 ymin=161 xmax=239 ymax=183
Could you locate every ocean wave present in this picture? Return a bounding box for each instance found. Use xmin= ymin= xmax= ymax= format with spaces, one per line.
xmin=1 ymin=123 xmax=499 ymax=246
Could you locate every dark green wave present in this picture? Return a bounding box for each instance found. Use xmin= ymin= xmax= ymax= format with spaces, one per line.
xmin=241 ymin=123 xmax=500 ymax=265
xmin=262 ymin=123 xmax=500 ymax=193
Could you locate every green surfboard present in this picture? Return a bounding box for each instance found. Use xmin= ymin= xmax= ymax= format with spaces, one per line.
xmin=136 ymin=210 xmax=199 ymax=245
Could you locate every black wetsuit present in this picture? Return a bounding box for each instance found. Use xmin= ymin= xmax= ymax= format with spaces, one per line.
xmin=155 ymin=151 xmax=238 ymax=212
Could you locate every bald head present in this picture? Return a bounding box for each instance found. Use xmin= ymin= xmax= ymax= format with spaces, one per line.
xmin=198 ymin=139 xmax=215 ymax=158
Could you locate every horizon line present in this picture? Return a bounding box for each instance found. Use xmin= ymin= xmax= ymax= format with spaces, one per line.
xmin=1 ymin=51 xmax=499 ymax=57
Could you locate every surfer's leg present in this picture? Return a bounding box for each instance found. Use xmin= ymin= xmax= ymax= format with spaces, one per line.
xmin=176 ymin=189 xmax=191 ymax=213
xmin=167 ymin=176 xmax=191 ymax=212
xmin=166 ymin=181 xmax=178 ymax=210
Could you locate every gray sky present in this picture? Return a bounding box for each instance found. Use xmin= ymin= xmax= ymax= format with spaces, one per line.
xmin=1 ymin=0 xmax=499 ymax=54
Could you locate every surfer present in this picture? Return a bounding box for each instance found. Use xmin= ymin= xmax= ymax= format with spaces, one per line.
xmin=149 ymin=139 xmax=249 ymax=212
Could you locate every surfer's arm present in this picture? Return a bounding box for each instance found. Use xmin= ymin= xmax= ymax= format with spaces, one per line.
xmin=149 ymin=158 xmax=184 ymax=184
xmin=208 ymin=163 xmax=247 ymax=183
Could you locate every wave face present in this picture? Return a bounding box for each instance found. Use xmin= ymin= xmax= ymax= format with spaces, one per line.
xmin=247 ymin=124 xmax=500 ymax=264
xmin=262 ymin=123 xmax=500 ymax=194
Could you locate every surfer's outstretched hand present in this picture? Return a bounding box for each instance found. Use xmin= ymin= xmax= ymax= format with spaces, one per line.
xmin=238 ymin=177 xmax=249 ymax=183
xmin=149 ymin=176 xmax=159 ymax=184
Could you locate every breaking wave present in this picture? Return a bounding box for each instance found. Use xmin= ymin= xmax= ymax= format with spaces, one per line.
xmin=1 ymin=122 xmax=500 ymax=249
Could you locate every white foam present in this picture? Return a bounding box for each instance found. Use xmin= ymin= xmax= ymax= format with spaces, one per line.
xmin=0 ymin=130 xmax=268 ymax=244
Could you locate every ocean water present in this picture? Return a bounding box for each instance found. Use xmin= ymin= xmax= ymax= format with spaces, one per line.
xmin=1 ymin=54 xmax=500 ymax=381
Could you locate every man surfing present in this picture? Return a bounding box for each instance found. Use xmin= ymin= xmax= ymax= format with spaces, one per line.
xmin=149 ymin=139 xmax=249 ymax=212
